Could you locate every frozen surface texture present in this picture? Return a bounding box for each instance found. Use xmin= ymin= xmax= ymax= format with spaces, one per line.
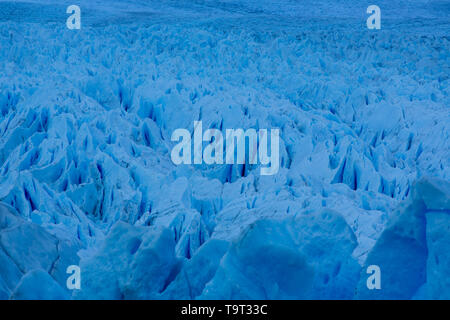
xmin=356 ymin=178 xmax=450 ymax=300
xmin=0 ymin=0 xmax=449 ymax=299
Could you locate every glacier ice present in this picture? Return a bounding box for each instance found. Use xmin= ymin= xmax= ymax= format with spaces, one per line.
xmin=0 ymin=202 xmax=79 ymax=299
xmin=200 ymin=210 xmax=360 ymax=300
xmin=74 ymin=222 xmax=180 ymax=299
xmin=10 ymin=269 xmax=68 ymax=300
xmin=356 ymin=178 xmax=450 ymax=300
xmin=0 ymin=0 xmax=449 ymax=299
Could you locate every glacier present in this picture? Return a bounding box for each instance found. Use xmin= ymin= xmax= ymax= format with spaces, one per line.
xmin=0 ymin=0 xmax=449 ymax=299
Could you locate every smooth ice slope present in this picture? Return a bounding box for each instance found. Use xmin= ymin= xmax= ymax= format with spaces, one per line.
xmin=10 ymin=269 xmax=68 ymax=300
xmin=0 ymin=0 xmax=449 ymax=299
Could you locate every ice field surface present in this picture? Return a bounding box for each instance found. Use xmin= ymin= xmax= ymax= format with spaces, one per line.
xmin=0 ymin=0 xmax=449 ymax=299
